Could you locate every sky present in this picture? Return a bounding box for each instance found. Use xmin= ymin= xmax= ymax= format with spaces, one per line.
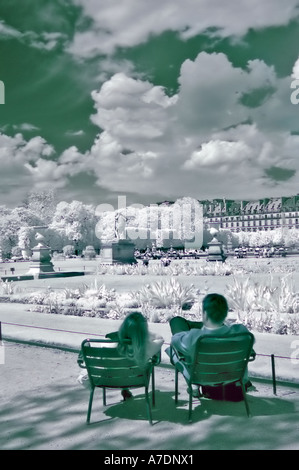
xmin=1 ymin=0 xmax=299 ymax=209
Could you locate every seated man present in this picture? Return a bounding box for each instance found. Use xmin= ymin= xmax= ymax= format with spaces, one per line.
xmin=167 ymin=293 xmax=255 ymax=400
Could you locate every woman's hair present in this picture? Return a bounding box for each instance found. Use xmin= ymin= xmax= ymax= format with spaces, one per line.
xmin=117 ymin=311 xmax=149 ymax=366
xmin=202 ymin=293 xmax=228 ymax=325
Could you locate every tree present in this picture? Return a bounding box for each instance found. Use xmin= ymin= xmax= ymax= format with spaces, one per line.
xmin=0 ymin=206 xmax=21 ymax=256
xmin=284 ymin=228 xmax=299 ymax=247
xmin=22 ymin=189 xmax=56 ymax=224
xmin=83 ymin=245 xmax=96 ymax=259
xmin=50 ymin=201 xmax=99 ymax=251
xmin=63 ymin=245 xmax=75 ymax=257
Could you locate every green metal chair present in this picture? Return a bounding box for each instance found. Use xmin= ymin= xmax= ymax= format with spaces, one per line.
xmin=171 ymin=332 xmax=255 ymax=422
xmin=80 ymin=339 xmax=158 ymax=425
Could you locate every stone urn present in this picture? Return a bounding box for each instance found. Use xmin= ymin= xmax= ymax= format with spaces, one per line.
xmin=27 ymin=231 xmax=54 ymax=275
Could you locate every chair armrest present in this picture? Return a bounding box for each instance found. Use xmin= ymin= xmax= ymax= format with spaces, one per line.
xmin=105 ymin=331 xmax=119 ymax=341
xmin=165 ymin=345 xmax=187 ymax=365
xmin=249 ymin=349 xmax=256 ymax=362
xmin=150 ymin=350 xmax=161 ymax=366
xmin=172 ymin=345 xmax=186 ymax=361
xmin=77 ymin=351 xmax=86 ymax=368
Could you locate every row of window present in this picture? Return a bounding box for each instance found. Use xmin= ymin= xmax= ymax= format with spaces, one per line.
xmin=209 ymin=214 xmax=299 ymax=222
xmin=221 ymin=219 xmax=299 ymax=227
xmin=207 ymin=212 xmax=299 ymax=220
xmin=230 ymin=226 xmax=299 ymax=232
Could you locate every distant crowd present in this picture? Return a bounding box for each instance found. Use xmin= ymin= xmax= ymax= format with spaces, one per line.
xmin=135 ymin=244 xmax=288 ymax=263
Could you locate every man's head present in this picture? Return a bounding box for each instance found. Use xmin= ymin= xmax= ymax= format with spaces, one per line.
xmin=202 ymin=293 xmax=228 ymax=327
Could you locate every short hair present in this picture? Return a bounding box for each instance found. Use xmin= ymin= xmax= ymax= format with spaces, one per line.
xmin=202 ymin=293 xmax=228 ymax=324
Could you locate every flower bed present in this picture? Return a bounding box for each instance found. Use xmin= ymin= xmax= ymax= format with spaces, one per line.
xmin=1 ymin=257 xmax=299 ymax=335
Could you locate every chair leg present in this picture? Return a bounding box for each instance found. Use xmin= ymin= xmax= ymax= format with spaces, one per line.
xmin=175 ymin=368 xmax=179 ymax=404
xmin=241 ymin=381 xmax=251 ymax=417
xmin=151 ymin=367 xmax=155 ymax=406
xmin=145 ymin=386 xmax=153 ymax=425
xmin=188 ymin=389 xmax=193 ymax=423
xmin=87 ymin=387 xmax=95 ymax=424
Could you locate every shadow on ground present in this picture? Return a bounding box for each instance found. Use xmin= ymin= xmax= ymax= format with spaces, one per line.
xmin=1 ymin=343 xmax=299 ymax=450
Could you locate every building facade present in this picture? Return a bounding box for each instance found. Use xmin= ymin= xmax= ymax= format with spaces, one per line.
xmin=202 ymin=195 xmax=299 ymax=233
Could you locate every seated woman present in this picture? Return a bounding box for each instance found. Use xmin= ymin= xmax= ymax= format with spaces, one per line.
xmin=77 ymin=311 xmax=164 ymax=399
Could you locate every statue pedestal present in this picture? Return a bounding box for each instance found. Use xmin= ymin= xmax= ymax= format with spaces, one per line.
xmin=100 ymin=240 xmax=136 ymax=265
xmin=27 ymin=243 xmax=55 ymax=275
xmin=207 ymin=237 xmax=226 ymax=262
xmin=99 ymin=243 xmax=114 ymax=264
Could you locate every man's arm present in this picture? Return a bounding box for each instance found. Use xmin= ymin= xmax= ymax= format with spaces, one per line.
xmin=105 ymin=331 xmax=119 ymax=341
xmin=171 ymin=330 xmax=193 ymax=361
xmin=170 ymin=316 xmax=203 ymax=335
xmin=187 ymin=320 xmax=204 ymax=330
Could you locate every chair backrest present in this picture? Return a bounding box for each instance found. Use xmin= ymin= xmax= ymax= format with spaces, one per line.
xmin=190 ymin=332 xmax=254 ymax=386
xmin=81 ymin=339 xmax=152 ymax=388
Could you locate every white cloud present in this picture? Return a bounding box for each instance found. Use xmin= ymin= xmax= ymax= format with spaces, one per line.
xmin=183 ymin=140 xmax=252 ymax=170
xmin=0 ymin=133 xmax=53 ymax=166
xmin=0 ymin=20 xmax=22 ymax=40
xmin=78 ymin=52 xmax=299 ymax=201
xmin=0 ymin=133 xmax=63 ymax=205
xmin=2 ymin=46 xmax=299 ymax=205
xmin=69 ymin=0 xmax=299 ymax=56
xmin=292 ymin=57 xmax=299 ymax=79
xmin=65 ymin=130 xmax=85 ymax=137
xmin=0 ymin=19 xmax=66 ymax=51
xmin=24 ymin=159 xmax=68 ymax=189
xmin=90 ymin=73 xmax=178 ymax=145
xmin=13 ymin=123 xmax=40 ymax=132
xmin=176 ymin=53 xmax=280 ymax=136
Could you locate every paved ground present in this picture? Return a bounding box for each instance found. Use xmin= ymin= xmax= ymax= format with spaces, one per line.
xmin=1 ymin=286 xmax=299 ymax=451
xmin=1 ymin=303 xmax=299 ymax=450
xmin=1 ymin=341 xmax=299 ymax=451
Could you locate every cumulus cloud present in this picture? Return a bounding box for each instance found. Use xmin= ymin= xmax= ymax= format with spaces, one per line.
xmin=0 ymin=133 xmax=53 ymax=166
xmin=176 ymin=53 xmax=279 ymax=136
xmin=0 ymin=133 xmax=64 ymax=204
xmin=76 ymin=51 xmax=299 ymax=201
xmin=2 ymin=48 xmax=299 ymax=205
xmin=24 ymin=159 xmax=69 ymax=189
xmin=69 ymin=0 xmax=299 ymax=56
xmin=90 ymin=73 xmax=178 ymax=146
xmin=183 ymin=140 xmax=252 ymax=170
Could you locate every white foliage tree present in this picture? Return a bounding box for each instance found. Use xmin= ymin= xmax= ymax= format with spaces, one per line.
xmin=50 ymin=201 xmax=98 ymax=251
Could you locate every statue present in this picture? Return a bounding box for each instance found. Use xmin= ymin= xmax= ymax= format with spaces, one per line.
xmin=99 ymin=211 xmax=136 ymax=265
xmin=115 ymin=212 xmax=127 ymax=240
xmin=207 ymin=226 xmax=226 ymax=262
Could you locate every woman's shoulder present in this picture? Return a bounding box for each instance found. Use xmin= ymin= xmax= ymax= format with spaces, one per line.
xmin=149 ymin=331 xmax=164 ymax=341
xmin=146 ymin=331 xmax=164 ymax=358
